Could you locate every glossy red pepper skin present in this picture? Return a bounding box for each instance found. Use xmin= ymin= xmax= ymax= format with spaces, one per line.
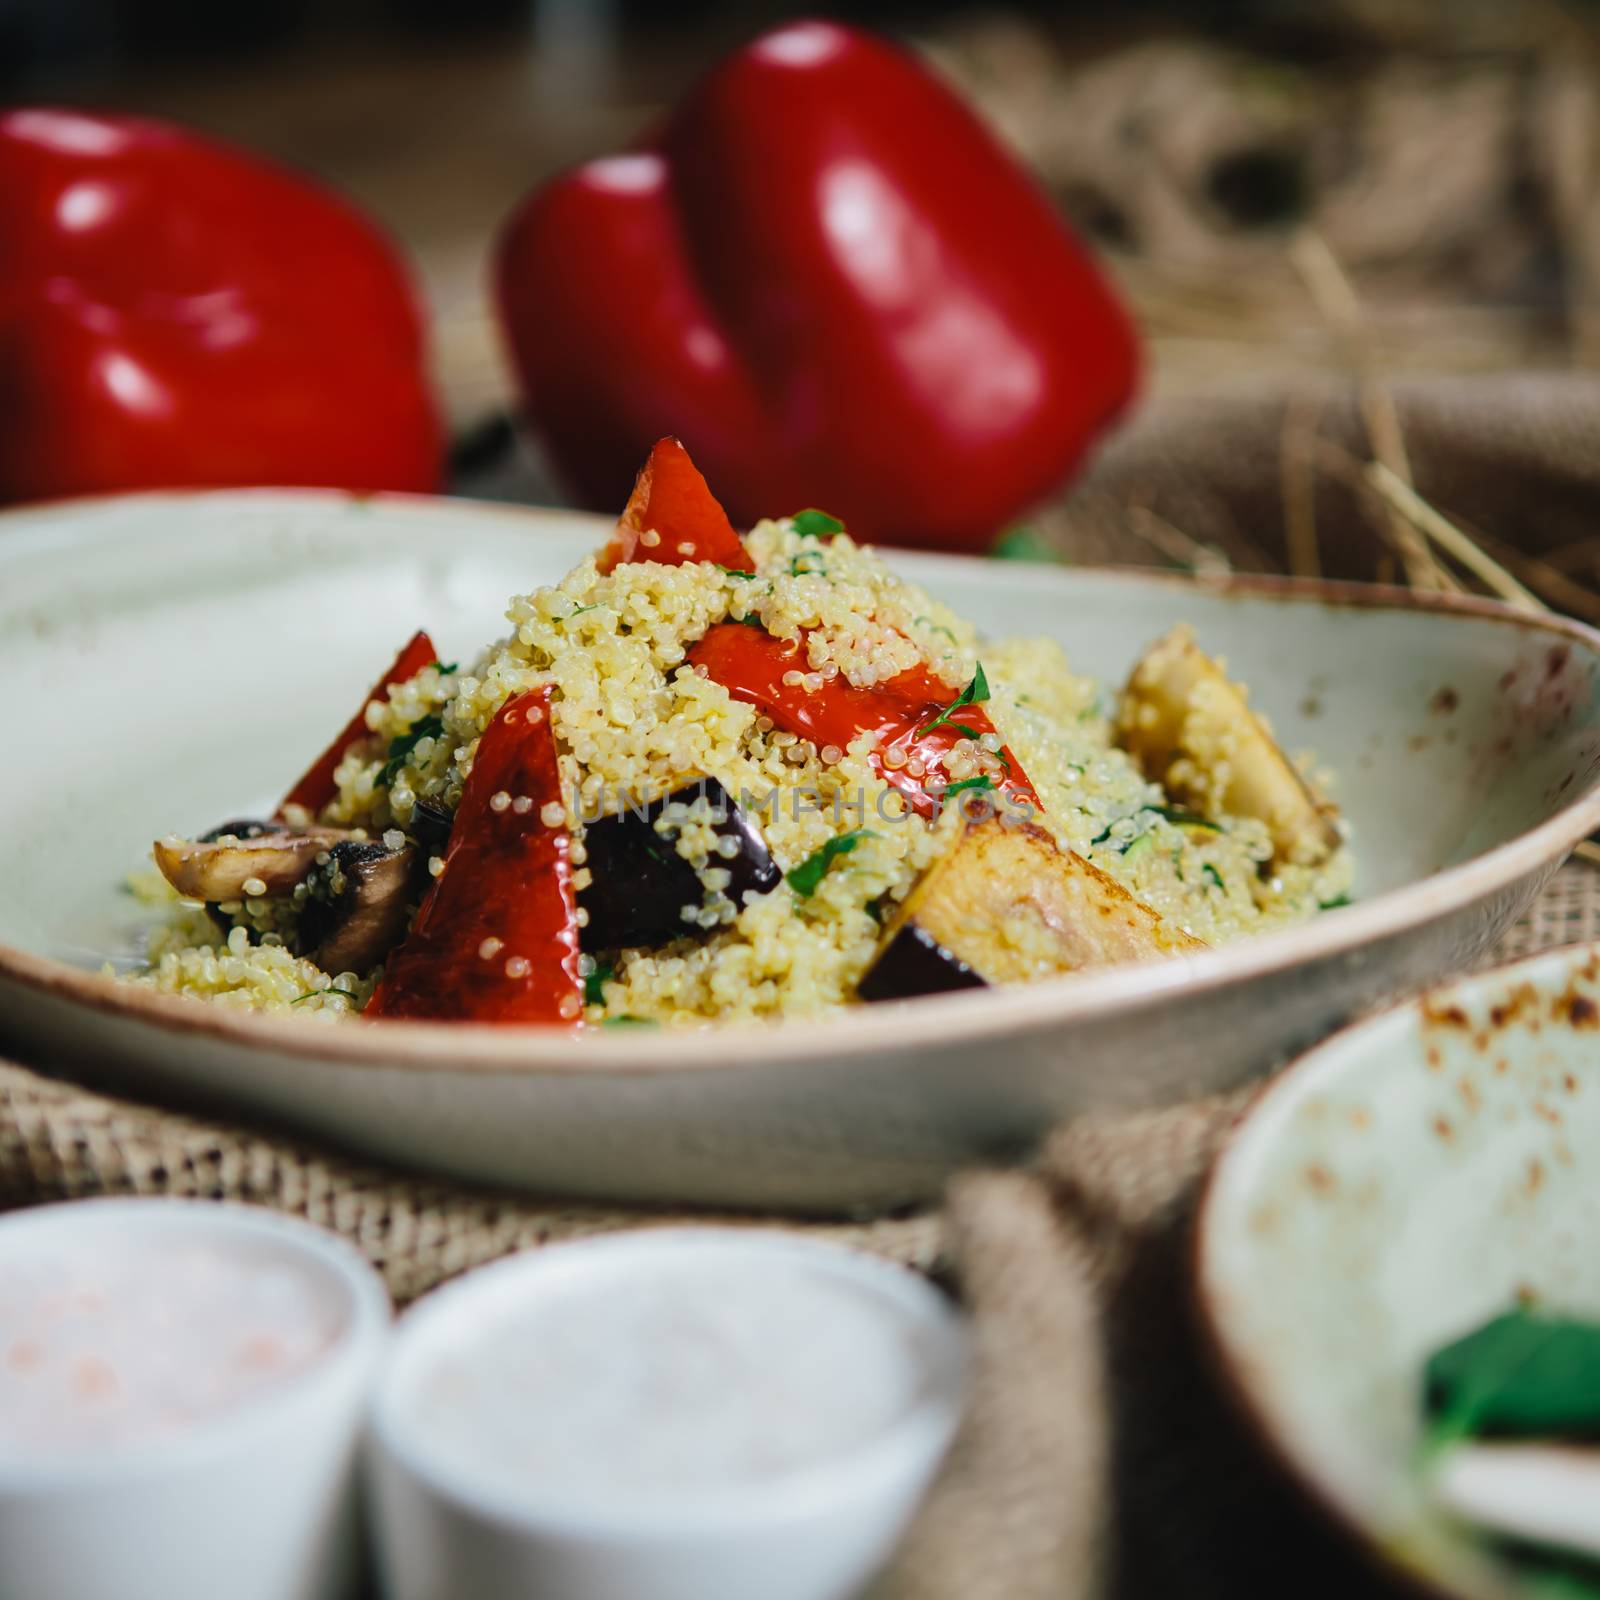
xmin=280 ymin=630 xmax=438 ymax=819
xmin=366 ymin=689 xmax=582 ymax=1024
xmin=496 ymin=20 xmax=1139 ymax=552
xmin=688 ymin=623 xmax=1039 ymax=818
xmin=598 ymin=436 xmax=748 ymax=573
xmin=0 ymin=108 xmax=442 ymax=504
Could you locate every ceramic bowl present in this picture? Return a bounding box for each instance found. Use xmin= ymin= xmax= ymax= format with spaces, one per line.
xmin=2 ymin=490 xmax=1600 ymax=1211
xmin=1198 ymin=939 xmax=1600 ymax=1599
xmin=367 ymin=1228 xmax=967 ymax=1600
xmin=0 ymin=1198 xmax=390 ymax=1600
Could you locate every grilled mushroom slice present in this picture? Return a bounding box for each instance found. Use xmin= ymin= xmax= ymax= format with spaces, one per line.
xmin=579 ymin=776 xmax=780 ymax=951
xmin=299 ymin=840 xmax=418 ymax=974
xmin=1115 ymin=626 xmax=1340 ymax=868
xmin=860 ymin=818 xmax=1203 ymax=1002
xmin=152 ymin=826 xmax=352 ymax=902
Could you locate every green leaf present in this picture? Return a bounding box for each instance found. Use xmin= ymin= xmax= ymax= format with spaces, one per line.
xmin=789 ymin=551 xmax=828 ymax=578
xmin=603 ymin=1014 xmax=656 ymax=1028
xmin=943 ymin=775 xmax=995 ymax=799
xmin=716 ymin=565 xmax=758 ymax=579
xmin=991 ymin=525 xmax=1057 ymax=563
xmin=428 ymin=659 xmax=459 ymax=675
xmin=1425 ymin=1308 xmax=1600 ymax=1444
xmin=787 ymin=828 xmax=877 ymax=897
xmin=291 ymin=985 xmax=356 ymax=1005
xmin=1320 ymin=892 xmax=1353 ymax=910
xmin=379 ymin=714 xmax=445 ymax=787
xmin=1153 ymin=803 xmax=1219 ymax=832
xmin=584 ymin=961 xmax=614 ymax=1007
xmin=916 ymin=665 xmax=991 ymax=738
xmin=1202 ymin=863 xmax=1226 ymax=892
xmin=792 ymin=508 xmax=844 ymax=540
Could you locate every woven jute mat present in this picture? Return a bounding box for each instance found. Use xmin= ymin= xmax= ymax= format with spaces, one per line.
xmin=2 ymin=864 xmax=1597 ymax=1597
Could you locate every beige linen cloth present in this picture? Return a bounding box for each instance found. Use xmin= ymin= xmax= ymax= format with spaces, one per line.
xmin=4 ymin=375 xmax=1599 ymax=1597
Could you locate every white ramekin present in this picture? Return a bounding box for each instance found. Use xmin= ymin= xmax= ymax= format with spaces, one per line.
xmin=369 ymin=1227 xmax=968 ymax=1600
xmin=0 ymin=1198 xmax=391 ymax=1600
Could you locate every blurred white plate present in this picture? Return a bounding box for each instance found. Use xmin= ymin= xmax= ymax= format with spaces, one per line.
xmin=2 ymin=491 xmax=1600 ymax=1211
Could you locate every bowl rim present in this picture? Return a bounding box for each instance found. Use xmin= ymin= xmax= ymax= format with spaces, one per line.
xmin=5 ymin=486 xmax=1600 ymax=1076
xmin=1190 ymin=937 xmax=1600 ymax=1600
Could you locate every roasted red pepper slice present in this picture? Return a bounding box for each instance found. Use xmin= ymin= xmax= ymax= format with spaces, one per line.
xmin=280 ymin=630 xmax=437 ymax=819
xmin=688 ymin=624 xmax=1039 ymax=818
xmin=597 ymin=436 xmax=748 ymax=573
xmin=366 ymin=688 xmax=582 ymax=1024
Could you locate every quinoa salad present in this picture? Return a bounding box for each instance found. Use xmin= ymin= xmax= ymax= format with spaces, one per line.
xmin=126 ymin=438 xmax=1352 ymax=1026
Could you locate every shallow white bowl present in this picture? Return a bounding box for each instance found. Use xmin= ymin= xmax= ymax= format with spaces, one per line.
xmin=367 ymin=1228 xmax=966 ymax=1600
xmin=1198 ymin=939 xmax=1600 ymax=1599
xmin=3 ymin=491 xmax=1600 ymax=1210
xmin=0 ymin=1198 xmax=390 ymax=1600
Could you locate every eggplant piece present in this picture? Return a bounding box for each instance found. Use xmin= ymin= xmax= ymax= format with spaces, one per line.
xmin=410 ymin=795 xmax=456 ymax=853
xmin=859 ymin=819 xmax=1203 ymax=1001
xmin=298 ymin=840 xmax=418 ymax=974
xmin=578 ymin=777 xmax=780 ymax=951
xmin=1115 ymin=626 xmax=1340 ymax=868
xmin=198 ymin=818 xmax=275 ymax=843
xmin=153 ymin=825 xmax=352 ymax=902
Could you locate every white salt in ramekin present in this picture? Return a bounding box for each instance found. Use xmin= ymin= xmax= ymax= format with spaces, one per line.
xmin=368 ymin=1227 xmax=968 ymax=1600
xmin=0 ymin=1198 xmax=390 ymax=1600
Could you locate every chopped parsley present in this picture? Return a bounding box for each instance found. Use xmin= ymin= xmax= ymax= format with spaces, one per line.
xmin=1320 ymin=892 xmax=1353 ymax=910
xmin=916 ymin=665 xmax=990 ymax=740
xmin=1202 ymin=863 xmax=1225 ymax=892
xmin=291 ymin=985 xmax=357 ymax=1005
xmin=991 ymin=525 xmax=1056 ymax=562
xmin=731 ymin=612 xmax=767 ymax=629
xmin=787 ymin=828 xmax=877 ymax=897
xmin=603 ymin=1014 xmax=656 ymax=1028
xmin=865 ymin=893 xmax=889 ymax=924
xmin=913 ymin=615 xmax=958 ymax=643
xmin=584 ymin=961 xmax=614 ymax=1006
xmin=716 ymin=565 xmax=758 ymax=579
xmin=379 ymin=714 xmax=445 ymax=787
xmin=566 ymin=603 xmax=601 ymax=619
xmin=427 ymin=659 xmax=459 ymax=675
xmin=943 ymin=774 xmax=995 ymax=799
xmin=789 ymin=550 xmax=828 ymax=578
xmin=1153 ymin=804 xmax=1219 ymax=832
xmin=792 ymin=508 xmax=844 ymax=540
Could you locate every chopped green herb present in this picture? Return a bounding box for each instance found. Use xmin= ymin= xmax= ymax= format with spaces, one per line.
xmin=865 ymin=893 xmax=889 ymax=924
xmin=789 ymin=551 xmax=828 ymax=578
xmin=991 ymin=525 xmax=1057 ymax=563
xmin=1121 ymin=832 xmax=1155 ymax=863
xmin=1424 ymin=1308 xmax=1600 ymax=1451
xmin=566 ymin=603 xmax=601 ymax=619
xmin=1202 ymin=863 xmax=1226 ymax=892
xmin=291 ymin=985 xmax=356 ymax=1005
xmin=603 ymin=1014 xmax=657 ymax=1028
xmin=1320 ymin=892 xmax=1353 ymax=910
xmin=584 ymin=961 xmax=614 ymax=1007
xmin=1153 ymin=804 xmax=1219 ymax=832
xmin=731 ymin=612 xmax=767 ymax=629
xmin=792 ymin=508 xmax=844 ymax=540
xmin=913 ymin=615 xmax=958 ymax=644
xmin=427 ymin=659 xmax=459 ymax=675
xmin=943 ymin=775 xmax=995 ymax=799
xmin=379 ymin=713 xmax=445 ymax=787
xmin=787 ymin=828 xmax=877 ymax=897
xmin=1090 ymin=821 xmax=1116 ymax=846
xmin=916 ymin=665 xmax=990 ymax=740
xmin=716 ymin=565 xmax=758 ymax=579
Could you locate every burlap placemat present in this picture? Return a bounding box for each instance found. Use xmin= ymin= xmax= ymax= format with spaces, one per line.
xmin=2 ymin=863 xmax=1596 ymax=1598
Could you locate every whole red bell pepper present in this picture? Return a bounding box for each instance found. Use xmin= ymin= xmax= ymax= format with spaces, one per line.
xmin=496 ymin=19 xmax=1139 ymax=552
xmin=279 ymin=629 xmax=439 ymax=820
xmin=0 ymin=108 xmax=441 ymax=503
xmin=366 ymin=688 xmax=583 ymax=1024
xmin=688 ymin=623 xmax=1039 ymax=819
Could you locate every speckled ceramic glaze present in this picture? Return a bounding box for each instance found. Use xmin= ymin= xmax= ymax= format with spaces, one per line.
xmin=2 ymin=491 xmax=1600 ymax=1211
xmin=1199 ymin=940 xmax=1600 ymax=1600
